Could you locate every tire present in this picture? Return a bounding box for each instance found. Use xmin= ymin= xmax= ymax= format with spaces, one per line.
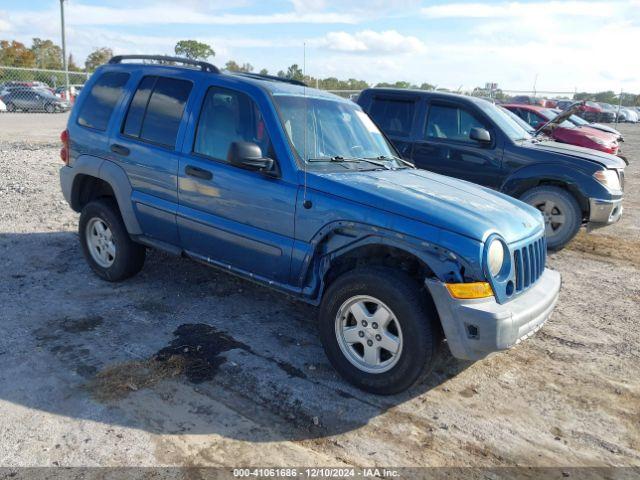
xmin=520 ymin=185 xmax=582 ymax=251
xmin=319 ymin=266 xmax=440 ymax=395
xmin=79 ymin=198 xmax=146 ymax=281
xmin=45 ymin=103 xmax=55 ymax=113
xmin=6 ymin=102 xmax=15 ymax=112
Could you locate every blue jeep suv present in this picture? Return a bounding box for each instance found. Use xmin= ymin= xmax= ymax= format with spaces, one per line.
xmin=59 ymin=56 xmax=561 ymax=394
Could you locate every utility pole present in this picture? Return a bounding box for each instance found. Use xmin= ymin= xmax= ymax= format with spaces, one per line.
xmin=616 ymin=89 xmax=623 ymax=124
xmin=532 ymin=73 xmax=538 ymax=97
xmin=60 ymin=0 xmax=70 ymax=97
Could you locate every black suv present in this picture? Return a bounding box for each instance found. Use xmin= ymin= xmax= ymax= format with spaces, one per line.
xmin=357 ymin=88 xmax=626 ymax=250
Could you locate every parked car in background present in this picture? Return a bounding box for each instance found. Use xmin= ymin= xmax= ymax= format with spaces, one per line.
xmin=358 ymin=88 xmax=625 ymax=250
xmin=575 ymin=101 xmax=603 ymax=122
xmin=617 ymin=107 xmax=639 ymax=123
xmin=1 ymin=89 xmax=71 ymax=113
xmin=502 ymin=104 xmax=620 ymax=156
xmin=595 ymin=103 xmax=617 ymax=123
xmin=59 ymin=55 xmax=564 ymax=394
xmin=510 ymin=95 xmax=549 ymax=106
xmin=0 ymin=98 xmax=6 ymax=112
xmin=555 ymin=99 xmax=574 ymax=110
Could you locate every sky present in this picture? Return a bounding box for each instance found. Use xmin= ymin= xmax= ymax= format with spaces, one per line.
xmin=1 ymin=0 xmax=639 ymax=92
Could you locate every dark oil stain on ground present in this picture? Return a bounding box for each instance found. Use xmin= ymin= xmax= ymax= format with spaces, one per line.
xmin=154 ymin=323 xmax=308 ymax=383
xmin=155 ymin=323 xmax=251 ymax=383
xmin=60 ymin=315 xmax=104 ymax=333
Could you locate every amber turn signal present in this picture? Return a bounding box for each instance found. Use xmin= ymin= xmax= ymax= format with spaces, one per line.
xmin=445 ymin=282 xmax=494 ymax=299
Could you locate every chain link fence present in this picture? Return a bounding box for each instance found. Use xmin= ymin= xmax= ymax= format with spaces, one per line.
xmin=0 ymin=66 xmax=89 ymax=113
xmin=1 ymin=65 xmax=637 ymax=123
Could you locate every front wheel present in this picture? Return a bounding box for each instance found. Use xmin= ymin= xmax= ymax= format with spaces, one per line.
xmin=319 ymin=266 xmax=440 ymax=395
xmin=520 ymin=185 xmax=582 ymax=251
xmin=6 ymin=102 xmax=16 ymax=112
xmin=45 ymin=103 xmax=55 ymax=113
xmin=79 ymin=198 xmax=146 ymax=281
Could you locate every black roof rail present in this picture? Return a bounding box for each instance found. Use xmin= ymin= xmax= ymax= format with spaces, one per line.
xmin=109 ymin=55 xmax=220 ymax=73
xmin=233 ymin=71 xmax=306 ymax=87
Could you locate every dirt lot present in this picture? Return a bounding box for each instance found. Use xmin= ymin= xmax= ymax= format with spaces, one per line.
xmin=0 ymin=112 xmax=639 ymax=470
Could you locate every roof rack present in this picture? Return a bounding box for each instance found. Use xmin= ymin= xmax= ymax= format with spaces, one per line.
xmin=233 ymin=71 xmax=306 ymax=87
xmin=109 ymin=55 xmax=220 ymax=74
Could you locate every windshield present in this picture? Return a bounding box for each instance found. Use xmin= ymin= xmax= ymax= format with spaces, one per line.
xmin=477 ymin=101 xmax=533 ymax=141
xmin=569 ymin=114 xmax=588 ymax=125
xmin=273 ymin=94 xmax=401 ymax=167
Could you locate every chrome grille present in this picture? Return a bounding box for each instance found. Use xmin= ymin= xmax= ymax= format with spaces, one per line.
xmin=513 ymin=236 xmax=546 ymax=292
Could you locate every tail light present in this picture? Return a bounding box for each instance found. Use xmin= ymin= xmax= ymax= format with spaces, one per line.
xmin=60 ymin=129 xmax=69 ymax=165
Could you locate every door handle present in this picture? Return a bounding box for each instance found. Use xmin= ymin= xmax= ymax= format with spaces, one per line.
xmin=185 ymin=165 xmax=213 ymax=180
xmin=110 ymin=144 xmax=130 ymax=156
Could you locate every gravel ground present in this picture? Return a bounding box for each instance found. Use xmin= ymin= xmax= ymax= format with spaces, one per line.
xmin=0 ymin=113 xmax=638 ymax=470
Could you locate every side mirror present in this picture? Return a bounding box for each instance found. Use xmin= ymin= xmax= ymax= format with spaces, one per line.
xmin=470 ymin=127 xmax=491 ymax=143
xmin=227 ymin=141 xmax=274 ymax=173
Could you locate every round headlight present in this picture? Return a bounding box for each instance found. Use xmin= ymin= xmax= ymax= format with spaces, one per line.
xmin=487 ymin=239 xmax=505 ymax=277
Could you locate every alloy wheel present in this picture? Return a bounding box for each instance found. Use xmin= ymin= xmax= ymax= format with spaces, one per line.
xmin=86 ymin=217 xmax=116 ymax=268
xmin=335 ymin=295 xmax=403 ymax=374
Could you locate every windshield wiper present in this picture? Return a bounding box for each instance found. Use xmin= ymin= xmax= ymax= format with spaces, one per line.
xmin=370 ymin=155 xmax=415 ymax=169
xmin=308 ymin=155 xmax=351 ymax=163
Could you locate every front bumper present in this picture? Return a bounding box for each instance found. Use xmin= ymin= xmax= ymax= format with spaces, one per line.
xmin=425 ymin=268 xmax=561 ymax=361
xmin=588 ymin=197 xmax=623 ymax=226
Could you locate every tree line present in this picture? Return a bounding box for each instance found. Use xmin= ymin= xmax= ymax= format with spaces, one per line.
xmin=1 ymin=38 xmax=638 ymax=105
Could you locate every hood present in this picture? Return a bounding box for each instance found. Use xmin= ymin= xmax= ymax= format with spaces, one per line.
xmin=309 ymin=168 xmax=543 ymax=244
xmin=522 ymin=139 xmax=626 ymax=168
xmin=553 ymin=125 xmax=617 ymax=144
xmin=588 ymin=123 xmax=623 ymax=139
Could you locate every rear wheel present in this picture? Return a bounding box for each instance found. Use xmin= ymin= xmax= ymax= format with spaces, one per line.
xmin=6 ymin=102 xmax=16 ymax=112
xmin=520 ymin=185 xmax=582 ymax=251
xmin=79 ymin=198 xmax=146 ymax=281
xmin=319 ymin=266 xmax=440 ymax=395
xmin=45 ymin=103 xmax=55 ymax=113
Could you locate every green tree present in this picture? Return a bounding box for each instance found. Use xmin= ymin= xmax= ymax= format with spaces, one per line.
xmin=67 ymin=53 xmax=81 ymax=72
xmin=30 ymin=38 xmax=63 ymax=69
xmin=174 ymin=40 xmax=215 ymax=60
xmin=285 ymin=64 xmax=304 ymax=81
xmin=259 ymin=68 xmax=269 ymax=75
xmin=84 ymin=47 xmax=113 ymax=71
xmin=0 ymin=40 xmax=36 ymax=67
xmin=224 ymin=60 xmax=253 ymax=72
xmin=375 ymin=81 xmax=416 ymax=89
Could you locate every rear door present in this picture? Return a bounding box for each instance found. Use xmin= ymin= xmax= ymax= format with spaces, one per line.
xmin=176 ymin=85 xmax=296 ymax=283
xmin=109 ymin=75 xmax=193 ymax=245
xmin=363 ymin=93 xmax=420 ymax=158
xmin=411 ymin=101 xmax=503 ymax=188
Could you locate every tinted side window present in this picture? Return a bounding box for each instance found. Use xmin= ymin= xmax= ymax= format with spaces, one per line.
xmin=123 ymin=76 xmax=156 ymax=137
xmin=368 ymin=97 xmax=415 ymax=137
xmin=78 ymin=72 xmax=130 ymax=131
xmin=123 ymin=76 xmax=192 ymax=148
xmin=426 ymin=104 xmax=487 ymax=143
xmin=194 ymin=87 xmax=272 ymax=162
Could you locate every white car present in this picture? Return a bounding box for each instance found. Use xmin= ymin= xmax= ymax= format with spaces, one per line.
xmin=619 ymin=108 xmax=639 ymax=123
xmin=0 ymin=98 xmax=6 ymax=112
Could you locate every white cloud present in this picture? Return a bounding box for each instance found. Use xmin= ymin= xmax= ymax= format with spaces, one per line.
xmin=421 ymin=1 xmax=617 ymax=18
xmin=291 ymin=0 xmax=420 ymax=14
xmin=317 ymin=30 xmax=426 ymax=54
xmin=5 ymin=2 xmax=357 ymax=28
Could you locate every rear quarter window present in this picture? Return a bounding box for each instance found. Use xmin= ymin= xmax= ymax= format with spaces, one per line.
xmin=368 ymin=97 xmax=415 ymax=137
xmin=122 ymin=76 xmax=192 ymax=148
xmin=77 ymin=72 xmax=130 ymax=131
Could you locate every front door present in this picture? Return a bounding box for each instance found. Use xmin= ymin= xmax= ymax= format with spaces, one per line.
xmin=411 ymin=102 xmax=503 ymax=189
xmin=177 ymin=85 xmax=296 ymax=283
